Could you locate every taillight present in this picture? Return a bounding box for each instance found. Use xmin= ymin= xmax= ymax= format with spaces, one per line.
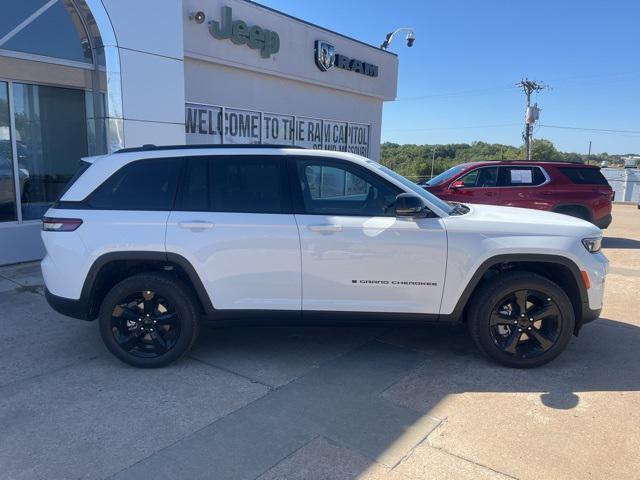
xmin=42 ymin=217 xmax=83 ymax=232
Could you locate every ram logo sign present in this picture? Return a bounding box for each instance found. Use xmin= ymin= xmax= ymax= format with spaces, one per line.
xmin=315 ymin=41 xmax=336 ymax=71
xmin=314 ymin=40 xmax=379 ymax=77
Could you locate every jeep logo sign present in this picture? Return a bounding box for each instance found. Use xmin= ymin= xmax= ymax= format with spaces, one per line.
xmin=206 ymin=6 xmax=280 ymax=58
xmin=314 ymin=40 xmax=379 ymax=77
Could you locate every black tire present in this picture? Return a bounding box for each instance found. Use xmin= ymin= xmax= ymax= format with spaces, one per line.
xmin=467 ymin=271 xmax=575 ymax=368
xmin=98 ymin=273 xmax=199 ymax=368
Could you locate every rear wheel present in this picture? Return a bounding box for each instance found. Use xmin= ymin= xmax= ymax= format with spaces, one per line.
xmin=467 ymin=271 xmax=575 ymax=368
xmin=98 ymin=273 xmax=199 ymax=368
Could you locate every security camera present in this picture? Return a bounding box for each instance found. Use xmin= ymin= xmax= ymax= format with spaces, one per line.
xmin=189 ymin=11 xmax=206 ymax=24
xmin=380 ymin=28 xmax=415 ymax=50
xmin=406 ymin=31 xmax=416 ymax=47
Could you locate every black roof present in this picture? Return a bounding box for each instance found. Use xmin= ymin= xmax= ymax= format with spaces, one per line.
xmin=115 ymin=144 xmax=305 ymax=154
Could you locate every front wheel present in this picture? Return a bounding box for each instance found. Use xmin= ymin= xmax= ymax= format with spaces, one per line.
xmin=467 ymin=271 xmax=575 ymax=368
xmin=99 ymin=273 xmax=199 ymax=368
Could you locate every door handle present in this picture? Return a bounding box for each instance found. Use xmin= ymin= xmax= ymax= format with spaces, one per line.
xmin=307 ymin=224 xmax=343 ymax=233
xmin=178 ymin=221 xmax=215 ymax=230
xmin=485 ymin=191 xmax=497 ymax=197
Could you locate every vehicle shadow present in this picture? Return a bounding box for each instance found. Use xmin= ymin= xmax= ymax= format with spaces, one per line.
xmin=185 ymin=317 xmax=640 ymax=477
xmin=602 ymin=236 xmax=640 ymax=249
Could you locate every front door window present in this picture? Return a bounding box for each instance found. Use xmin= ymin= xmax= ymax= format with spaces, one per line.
xmin=296 ymin=161 xmax=398 ymax=217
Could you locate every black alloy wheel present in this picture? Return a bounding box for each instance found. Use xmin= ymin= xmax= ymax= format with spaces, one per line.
xmin=109 ymin=290 xmax=180 ymax=358
xmin=489 ymin=289 xmax=562 ymax=359
xmin=468 ymin=271 xmax=575 ymax=368
xmin=99 ymin=273 xmax=199 ymax=368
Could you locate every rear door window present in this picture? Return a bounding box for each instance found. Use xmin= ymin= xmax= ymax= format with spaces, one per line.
xmin=499 ymin=167 xmax=546 ymax=186
xmin=559 ymin=167 xmax=609 ymax=185
xmin=176 ymin=155 xmax=288 ymax=213
xmin=88 ymin=158 xmax=182 ymax=210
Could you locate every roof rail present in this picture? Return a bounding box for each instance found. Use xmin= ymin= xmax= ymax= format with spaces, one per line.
xmin=115 ymin=144 xmax=306 ymax=154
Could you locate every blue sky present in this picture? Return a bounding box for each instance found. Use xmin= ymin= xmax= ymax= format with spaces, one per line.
xmin=265 ymin=0 xmax=640 ymax=154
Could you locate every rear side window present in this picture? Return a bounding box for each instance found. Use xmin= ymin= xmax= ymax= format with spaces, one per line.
xmin=57 ymin=160 xmax=91 ymax=199
xmin=499 ymin=167 xmax=546 ymax=186
xmin=176 ymin=156 xmax=285 ymax=213
xmin=558 ymin=167 xmax=608 ymax=185
xmin=88 ymin=158 xmax=182 ymax=210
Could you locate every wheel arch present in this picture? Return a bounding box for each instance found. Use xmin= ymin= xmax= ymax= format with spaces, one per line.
xmin=446 ymin=254 xmax=589 ymax=333
xmin=81 ymin=251 xmax=214 ymax=320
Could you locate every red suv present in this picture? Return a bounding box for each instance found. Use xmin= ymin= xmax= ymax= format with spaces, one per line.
xmin=423 ymin=161 xmax=613 ymax=228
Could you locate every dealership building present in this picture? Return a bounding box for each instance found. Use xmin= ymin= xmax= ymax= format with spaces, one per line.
xmin=0 ymin=0 xmax=399 ymax=265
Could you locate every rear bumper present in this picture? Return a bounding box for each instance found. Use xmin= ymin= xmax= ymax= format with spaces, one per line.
xmin=594 ymin=214 xmax=612 ymax=229
xmin=45 ymin=288 xmax=93 ymax=321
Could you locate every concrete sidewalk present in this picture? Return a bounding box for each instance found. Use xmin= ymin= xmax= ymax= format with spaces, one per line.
xmin=1 ymin=204 xmax=639 ymax=480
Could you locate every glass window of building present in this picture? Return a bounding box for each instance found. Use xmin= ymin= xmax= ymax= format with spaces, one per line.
xmin=13 ymin=83 xmax=88 ymax=220
xmin=0 ymin=82 xmax=18 ymax=222
xmin=0 ymin=1 xmax=92 ymax=64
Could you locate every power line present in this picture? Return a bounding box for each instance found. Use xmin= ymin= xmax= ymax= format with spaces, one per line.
xmin=395 ymin=70 xmax=640 ymax=102
xmin=396 ymin=85 xmax=516 ymax=101
xmin=384 ymin=123 xmax=520 ymax=132
xmin=539 ymin=124 xmax=640 ymax=134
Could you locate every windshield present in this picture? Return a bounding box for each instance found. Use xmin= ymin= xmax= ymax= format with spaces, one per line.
xmin=427 ymin=164 xmax=468 ymax=186
xmin=377 ymin=165 xmax=454 ymax=215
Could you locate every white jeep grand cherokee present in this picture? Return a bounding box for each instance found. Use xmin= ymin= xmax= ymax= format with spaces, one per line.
xmin=42 ymin=145 xmax=608 ymax=368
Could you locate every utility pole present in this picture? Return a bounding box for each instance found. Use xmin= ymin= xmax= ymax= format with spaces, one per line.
xmin=516 ymin=79 xmax=546 ymax=160
xmin=587 ymin=140 xmax=592 ymax=165
xmin=430 ymin=147 xmax=437 ymax=180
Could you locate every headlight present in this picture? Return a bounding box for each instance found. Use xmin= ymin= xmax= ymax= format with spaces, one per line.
xmin=582 ymin=237 xmax=602 ymax=253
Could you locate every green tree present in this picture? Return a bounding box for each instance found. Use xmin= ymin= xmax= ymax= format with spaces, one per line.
xmin=528 ymin=139 xmax=563 ymax=161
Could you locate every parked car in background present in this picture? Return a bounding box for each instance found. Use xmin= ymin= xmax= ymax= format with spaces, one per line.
xmin=423 ymin=161 xmax=613 ymax=228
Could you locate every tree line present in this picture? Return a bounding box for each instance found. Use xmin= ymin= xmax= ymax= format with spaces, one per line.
xmin=380 ymin=138 xmax=631 ymax=181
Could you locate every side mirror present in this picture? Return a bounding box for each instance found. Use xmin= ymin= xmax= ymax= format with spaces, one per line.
xmin=395 ymin=193 xmax=429 ymax=218
xmin=449 ymin=180 xmax=465 ymax=190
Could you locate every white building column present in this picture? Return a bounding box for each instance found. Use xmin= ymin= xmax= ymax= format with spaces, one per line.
xmin=100 ymin=0 xmax=186 ymax=147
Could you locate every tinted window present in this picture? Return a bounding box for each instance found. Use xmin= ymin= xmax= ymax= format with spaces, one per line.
xmin=57 ymin=160 xmax=91 ymax=199
xmin=177 ymin=156 xmax=284 ymax=213
xmin=177 ymin=157 xmax=209 ymax=211
xmin=459 ymin=167 xmax=498 ymax=187
xmin=88 ymin=158 xmax=182 ymax=210
xmin=296 ymin=160 xmax=399 ymax=216
xmin=211 ymin=157 xmax=283 ymax=213
xmin=499 ymin=167 xmax=546 ymax=186
xmin=559 ymin=167 xmax=608 ymax=185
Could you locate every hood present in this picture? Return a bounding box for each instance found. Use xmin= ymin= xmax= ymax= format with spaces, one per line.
xmin=444 ymin=203 xmax=602 ymax=238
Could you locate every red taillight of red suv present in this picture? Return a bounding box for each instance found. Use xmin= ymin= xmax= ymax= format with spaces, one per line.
xmin=42 ymin=217 xmax=83 ymax=232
